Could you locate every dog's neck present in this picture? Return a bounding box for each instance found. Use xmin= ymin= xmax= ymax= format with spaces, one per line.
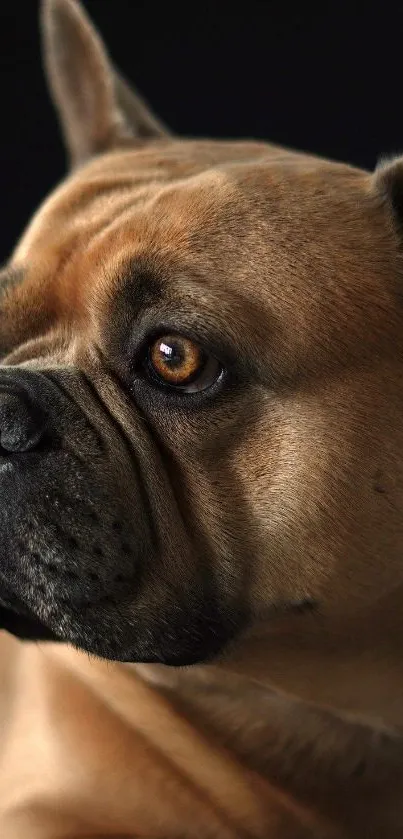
xmin=139 ymin=585 xmax=403 ymax=730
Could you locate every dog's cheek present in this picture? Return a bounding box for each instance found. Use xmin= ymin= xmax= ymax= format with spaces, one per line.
xmin=219 ymin=383 xmax=392 ymax=616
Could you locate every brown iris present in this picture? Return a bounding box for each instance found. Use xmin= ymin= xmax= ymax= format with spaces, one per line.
xmin=148 ymin=334 xmax=206 ymax=386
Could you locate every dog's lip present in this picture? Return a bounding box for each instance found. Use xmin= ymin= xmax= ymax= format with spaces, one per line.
xmin=0 ymin=600 xmax=60 ymax=642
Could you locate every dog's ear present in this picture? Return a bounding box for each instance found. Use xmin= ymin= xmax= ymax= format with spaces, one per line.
xmin=373 ymin=156 xmax=403 ymax=235
xmin=41 ymin=0 xmax=169 ymax=168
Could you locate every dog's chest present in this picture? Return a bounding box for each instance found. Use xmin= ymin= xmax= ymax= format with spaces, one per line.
xmin=0 ymin=637 xmax=318 ymax=839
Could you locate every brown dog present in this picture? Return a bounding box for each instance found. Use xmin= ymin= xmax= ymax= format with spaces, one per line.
xmin=1 ymin=0 xmax=403 ymax=836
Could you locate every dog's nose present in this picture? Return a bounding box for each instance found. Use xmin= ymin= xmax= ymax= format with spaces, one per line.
xmin=0 ymin=384 xmax=47 ymax=453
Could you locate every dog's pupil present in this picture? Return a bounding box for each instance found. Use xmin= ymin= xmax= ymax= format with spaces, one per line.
xmin=159 ymin=340 xmax=185 ymax=369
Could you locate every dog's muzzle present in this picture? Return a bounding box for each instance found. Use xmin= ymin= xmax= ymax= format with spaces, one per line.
xmin=0 ymin=367 xmax=148 ymax=652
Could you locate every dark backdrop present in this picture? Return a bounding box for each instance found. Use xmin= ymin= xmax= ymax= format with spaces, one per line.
xmin=1 ymin=1 xmax=403 ymax=262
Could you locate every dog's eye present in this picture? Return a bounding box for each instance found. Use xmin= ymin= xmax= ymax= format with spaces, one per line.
xmin=144 ymin=334 xmax=222 ymax=392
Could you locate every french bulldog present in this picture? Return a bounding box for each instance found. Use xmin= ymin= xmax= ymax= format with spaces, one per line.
xmin=1 ymin=0 xmax=403 ymax=836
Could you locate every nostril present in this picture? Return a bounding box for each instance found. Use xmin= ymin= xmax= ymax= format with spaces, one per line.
xmin=0 ymin=387 xmax=48 ymax=454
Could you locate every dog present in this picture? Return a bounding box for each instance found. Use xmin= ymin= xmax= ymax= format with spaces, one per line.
xmin=1 ymin=0 xmax=403 ymax=835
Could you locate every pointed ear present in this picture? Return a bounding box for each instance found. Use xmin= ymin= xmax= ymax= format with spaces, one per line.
xmin=41 ymin=0 xmax=170 ymax=168
xmin=373 ymin=155 xmax=403 ymax=234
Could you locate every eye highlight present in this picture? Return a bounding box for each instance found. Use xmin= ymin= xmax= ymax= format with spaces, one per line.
xmin=144 ymin=333 xmax=222 ymax=393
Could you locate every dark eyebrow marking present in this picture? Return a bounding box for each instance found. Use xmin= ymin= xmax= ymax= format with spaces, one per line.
xmin=112 ymin=257 xmax=165 ymax=318
xmin=0 ymin=265 xmax=25 ymax=300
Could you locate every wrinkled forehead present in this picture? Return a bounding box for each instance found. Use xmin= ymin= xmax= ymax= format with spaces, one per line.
xmin=11 ymin=144 xmax=253 ymax=327
xmin=12 ymin=141 xmax=379 ymax=299
xmin=14 ymin=140 xmax=270 ymax=265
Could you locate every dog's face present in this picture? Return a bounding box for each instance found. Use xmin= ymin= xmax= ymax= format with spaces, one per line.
xmin=0 ymin=0 xmax=403 ymax=666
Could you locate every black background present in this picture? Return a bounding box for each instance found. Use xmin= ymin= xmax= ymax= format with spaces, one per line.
xmin=1 ymin=1 xmax=403 ymax=262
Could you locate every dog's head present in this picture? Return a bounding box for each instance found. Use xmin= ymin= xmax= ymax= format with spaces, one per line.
xmin=0 ymin=0 xmax=403 ymax=666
